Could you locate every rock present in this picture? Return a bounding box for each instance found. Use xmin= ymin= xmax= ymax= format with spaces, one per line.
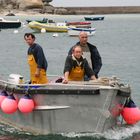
xmin=0 ymin=0 xmax=44 ymax=10
xmin=7 ymin=4 xmax=14 ymax=9
xmin=54 ymin=8 xmax=68 ymax=15
xmin=19 ymin=0 xmax=43 ymax=10
xmin=40 ymin=5 xmax=55 ymax=14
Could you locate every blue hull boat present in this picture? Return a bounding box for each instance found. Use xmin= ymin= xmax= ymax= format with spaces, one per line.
xmin=84 ymin=16 xmax=104 ymax=21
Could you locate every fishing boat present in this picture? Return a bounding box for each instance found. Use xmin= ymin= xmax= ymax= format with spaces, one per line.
xmin=66 ymin=21 xmax=91 ymax=28
xmin=68 ymin=27 xmax=96 ymax=36
xmin=0 ymin=17 xmax=21 ymax=29
xmin=26 ymin=18 xmax=55 ymax=24
xmin=28 ymin=21 xmax=68 ymax=32
xmin=0 ymin=74 xmax=132 ymax=135
xmin=84 ymin=16 xmax=104 ymax=21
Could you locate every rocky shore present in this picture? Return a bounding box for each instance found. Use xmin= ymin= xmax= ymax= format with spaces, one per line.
xmin=0 ymin=0 xmax=140 ymax=15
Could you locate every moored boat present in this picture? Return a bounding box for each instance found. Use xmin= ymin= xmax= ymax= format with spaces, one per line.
xmin=66 ymin=21 xmax=91 ymax=25
xmin=0 ymin=17 xmax=21 ymax=29
xmin=68 ymin=27 xmax=96 ymax=36
xmin=26 ymin=18 xmax=55 ymax=24
xmin=66 ymin=21 xmax=91 ymax=28
xmin=0 ymin=75 xmax=132 ymax=135
xmin=28 ymin=21 xmax=68 ymax=32
xmin=84 ymin=16 xmax=104 ymax=21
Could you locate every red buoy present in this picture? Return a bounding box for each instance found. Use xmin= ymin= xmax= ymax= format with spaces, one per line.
xmin=18 ymin=94 xmax=34 ymax=113
xmin=0 ymin=90 xmax=8 ymax=108
xmin=121 ymin=107 xmax=140 ymax=124
xmin=1 ymin=94 xmax=18 ymax=114
xmin=121 ymin=98 xmax=140 ymax=125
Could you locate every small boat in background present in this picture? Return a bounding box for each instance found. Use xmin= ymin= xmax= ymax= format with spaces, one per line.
xmin=66 ymin=21 xmax=91 ymax=28
xmin=26 ymin=18 xmax=55 ymax=24
xmin=5 ymin=10 xmax=15 ymax=16
xmin=84 ymin=16 xmax=104 ymax=21
xmin=68 ymin=27 xmax=96 ymax=36
xmin=28 ymin=21 xmax=68 ymax=32
xmin=0 ymin=17 xmax=21 ymax=29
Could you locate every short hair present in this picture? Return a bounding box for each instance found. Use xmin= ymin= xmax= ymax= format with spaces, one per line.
xmin=72 ymin=45 xmax=82 ymax=53
xmin=24 ymin=33 xmax=35 ymax=39
xmin=79 ymin=31 xmax=88 ymax=37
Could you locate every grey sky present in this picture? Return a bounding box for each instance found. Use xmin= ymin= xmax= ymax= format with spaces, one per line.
xmin=51 ymin=0 xmax=140 ymax=7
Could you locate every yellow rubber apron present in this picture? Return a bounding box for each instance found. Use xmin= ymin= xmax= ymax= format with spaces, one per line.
xmin=68 ymin=66 xmax=84 ymax=81
xmin=28 ymin=54 xmax=48 ymax=84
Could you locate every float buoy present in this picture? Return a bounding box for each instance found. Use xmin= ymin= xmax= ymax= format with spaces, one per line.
xmin=18 ymin=94 xmax=34 ymax=113
xmin=53 ymin=33 xmax=58 ymax=37
xmin=13 ymin=30 xmax=19 ymax=34
xmin=121 ymin=98 xmax=140 ymax=125
xmin=122 ymin=107 xmax=140 ymax=124
xmin=41 ymin=28 xmax=46 ymax=33
xmin=1 ymin=94 xmax=18 ymax=114
xmin=0 ymin=90 xmax=8 ymax=108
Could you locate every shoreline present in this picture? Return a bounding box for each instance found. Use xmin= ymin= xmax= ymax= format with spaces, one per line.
xmin=1 ymin=6 xmax=140 ymax=16
xmin=63 ymin=6 xmax=140 ymax=15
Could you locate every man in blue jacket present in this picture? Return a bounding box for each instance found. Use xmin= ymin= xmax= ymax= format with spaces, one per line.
xmin=68 ymin=32 xmax=102 ymax=78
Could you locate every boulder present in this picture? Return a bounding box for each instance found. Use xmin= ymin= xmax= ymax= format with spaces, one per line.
xmin=18 ymin=0 xmax=43 ymax=10
xmin=40 ymin=5 xmax=54 ymax=14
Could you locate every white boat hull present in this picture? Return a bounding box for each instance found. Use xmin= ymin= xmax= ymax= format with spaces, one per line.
xmin=68 ymin=27 xmax=96 ymax=36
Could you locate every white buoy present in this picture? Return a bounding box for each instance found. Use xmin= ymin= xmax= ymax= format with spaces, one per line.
xmin=41 ymin=28 xmax=46 ymax=33
xmin=13 ymin=30 xmax=19 ymax=34
xmin=53 ymin=33 xmax=58 ymax=37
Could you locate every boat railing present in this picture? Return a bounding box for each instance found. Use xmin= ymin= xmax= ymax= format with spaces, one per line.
xmin=0 ymin=75 xmax=124 ymax=89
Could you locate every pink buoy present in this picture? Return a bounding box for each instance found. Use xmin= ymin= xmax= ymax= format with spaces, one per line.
xmin=121 ymin=107 xmax=140 ymax=125
xmin=18 ymin=94 xmax=34 ymax=113
xmin=121 ymin=98 xmax=140 ymax=125
xmin=0 ymin=90 xmax=8 ymax=108
xmin=1 ymin=94 xmax=18 ymax=114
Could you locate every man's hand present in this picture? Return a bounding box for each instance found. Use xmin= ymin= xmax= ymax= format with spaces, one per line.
xmin=62 ymin=78 xmax=68 ymax=84
xmin=91 ymin=75 xmax=97 ymax=80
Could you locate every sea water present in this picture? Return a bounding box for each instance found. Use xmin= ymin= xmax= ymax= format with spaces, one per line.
xmin=0 ymin=14 xmax=140 ymax=140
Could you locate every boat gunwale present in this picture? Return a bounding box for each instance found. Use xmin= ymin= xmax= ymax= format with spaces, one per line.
xmin=0 ymin=79 xmax=130 ymax=97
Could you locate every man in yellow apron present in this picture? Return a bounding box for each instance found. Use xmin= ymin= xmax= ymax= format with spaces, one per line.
xmin=24 ymin=33 xmax=48 ymax=84
xmin=68 ymin=32 xmax=102 ymax=78
xmin=63 ymin=45 xmax=96 ymax=84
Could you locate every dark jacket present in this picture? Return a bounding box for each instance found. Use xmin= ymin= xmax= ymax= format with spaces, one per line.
xmin=68 ymin=42 xmax=102 ymax=78
xmin=64 ymin=55 xmax=95 ymax=78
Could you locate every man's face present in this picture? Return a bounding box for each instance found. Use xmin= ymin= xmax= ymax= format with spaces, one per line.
xmin=79 ymin=33 xmax=88 ymax=45
xmin=24 ymin=35 xmax=35 ymax=46
xmin=73 ymin=47 xmax=82 ymax=59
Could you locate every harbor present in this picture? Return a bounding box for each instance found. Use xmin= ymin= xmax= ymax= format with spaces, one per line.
xmin=0 ymin=14 xmax=140 ymax=139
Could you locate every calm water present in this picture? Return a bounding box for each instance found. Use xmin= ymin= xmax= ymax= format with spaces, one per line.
xmin=0 ymin=14 xmax=140 ymax=139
